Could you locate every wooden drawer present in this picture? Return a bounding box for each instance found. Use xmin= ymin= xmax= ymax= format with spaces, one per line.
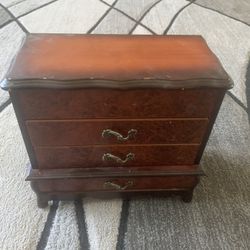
xmin=34 ymin=144 xmax=199 ymax=169
xmin=4 ymin=34 xmax=232 ymax=206
xmin=13 ymin=88 xmax=222 ymax=119
xmin=26 ymin=119 xmax=208 ymax=146
xmin=37 ymin=175 xmax=199 ymax=192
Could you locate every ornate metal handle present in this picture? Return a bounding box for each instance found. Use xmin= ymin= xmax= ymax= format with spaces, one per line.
xmin=104 ymin=180 xmax=134 ymax=190
xmin=102 ymin=129 xmax=137 ymax=141
xmin=102 ymin=152 xmax=135 ymax=164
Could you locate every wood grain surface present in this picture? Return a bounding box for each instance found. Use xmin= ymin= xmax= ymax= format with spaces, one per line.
xmin=34 ymin=144 xmax=200 ymax=169
xmin=37 ymin=175 xmax=199 ymax=192
xmin=4 ymin=34 xmax=230 ymax=206
xmin=27 ymin=165 xmax=203 ymax=180
xmin=26 ymin=118 xmax=208 ymax=146
xmin=3 ymin=34 xmax=232 ymax=90
xmin=14 ymin=88 xmax=221 ymax=119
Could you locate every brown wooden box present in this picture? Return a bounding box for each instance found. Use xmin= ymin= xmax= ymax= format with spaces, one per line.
xmin=1 ymin=34 xmax=232 ymax=208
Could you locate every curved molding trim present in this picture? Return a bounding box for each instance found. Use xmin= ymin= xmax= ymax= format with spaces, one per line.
xmin=26 ymin=166 xmax=205 ymax=180
xmin=1 ymin=78 xmax=233 ymax=90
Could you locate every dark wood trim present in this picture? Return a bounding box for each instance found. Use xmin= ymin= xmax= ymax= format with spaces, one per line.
xmin=26 ymin=117 xmax=209 ymax=122
xmin=28 ymin=189 xmax=198 ymax=207
xmin=26 ymin=165 xmax=204 ymax=180
xmin=28 ymin=167 xmax=201 ymax=207
xmin=1 ymin=78 xmax=233 ymax=91
xmin=9 ymin=90 xmax=38 ymax=168
xmin=35 ymin=143 xmax=201 ymax=148
xmin=195 ymin=89 xmax=226 ymax=163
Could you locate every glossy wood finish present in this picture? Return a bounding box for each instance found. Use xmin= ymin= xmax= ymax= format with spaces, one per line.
xmin=4 ymin=35 xmax=232 ymax=88
xmin=1 ymin=35 xmax=233 ymax=207
xmin=14 ymin=88 xmax=220 ymax=119
xmin=195 ymin=90 xmax=226 ymax=163
xmin=37 ymin=176 xmax=199 ymax=192
xmin=34 ymin=144 xmax=200 ymax=169
xmin=26 ymin=119 xmax=208 ymax=146
xmin=28 ymin=165 xmax=202 ymax=207
xmin=27 ymin=165 xmax=204 ymax=180
xmin=9 ymin=90 xmax=38 ymax=167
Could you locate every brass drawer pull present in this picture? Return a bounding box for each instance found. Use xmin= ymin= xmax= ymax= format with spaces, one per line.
xmin=102 ymin=129 xmax=137 ymax=141
xmin=102 ymin=152 xmax=135 ymax=164
xmin=104 ymin=180 xmax=134 ymax=190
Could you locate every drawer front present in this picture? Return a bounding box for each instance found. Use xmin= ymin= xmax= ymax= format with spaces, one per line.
xmin=14 ymin=88 xmax=222 ymax=119
xmin=27 ymin=119 xmax=208 ymax=146
xmin=34 ymin=145 xmax=199 ymax=169
xmin=38 ymin=176 xmax=198 ymax=192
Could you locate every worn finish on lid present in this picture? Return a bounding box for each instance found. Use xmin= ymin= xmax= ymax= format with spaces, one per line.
xmin=2 ymin=34 xmax=232 ymax=89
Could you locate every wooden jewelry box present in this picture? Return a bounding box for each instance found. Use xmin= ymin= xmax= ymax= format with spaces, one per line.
xmin=1 ymin=34 xmax=232 ymax=208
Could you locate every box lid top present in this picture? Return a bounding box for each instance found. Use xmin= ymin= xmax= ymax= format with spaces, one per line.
xmin=2 ymin=34 xmax=233 ymax=90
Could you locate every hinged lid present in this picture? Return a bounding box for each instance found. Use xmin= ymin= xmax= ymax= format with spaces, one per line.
xmin=1 ymin=34 xmax=233 ymax=90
